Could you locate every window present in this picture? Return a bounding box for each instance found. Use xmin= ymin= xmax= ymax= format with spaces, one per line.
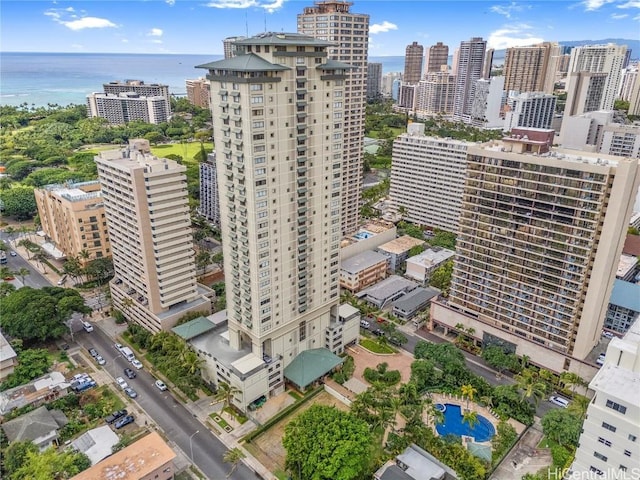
xmin=589 ymin=467 xmax=604 ymax=475
xmin=629 ymin=434 xmax=637 ymax=442
xmin=606 ymin=400 xmax=627 ymax=414
xmin=602 ymin=422 xmax=616 ymax=432
xmin=593 ymin=452 xmax=607 ymax=462
xmin=299 ymin=321 xmax=306 ymax=341
xmin=624 ymin=450 xmax=631 ymax=457
xmin=252 ymin=109 xmax=264 ymax=116
xmin=251 ymin=96 xmax=264 ymax=104
xmin=250 ymin=84 xmax=263 ymax=91
xmin=597 ymin=437 xmax=612 ymax=447
xmin=255 ymin=156 xmax=266 ymax=164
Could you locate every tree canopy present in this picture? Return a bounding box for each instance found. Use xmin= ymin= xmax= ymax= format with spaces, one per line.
xmin=283 ymin=405 xmax=374 ymax=480
xmin=541 ymin=409 xmax=582 ymax=447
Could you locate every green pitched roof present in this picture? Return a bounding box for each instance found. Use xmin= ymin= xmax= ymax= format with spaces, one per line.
xmin=196 ymin=53 xmax=290 ymax=72
xmin=283 ymin=348 xmax=344 ymax=389
xmin=235 ymin=32 xmax=333 ymax=47
xmin=171 ymin=316 xmax=216 ymax=340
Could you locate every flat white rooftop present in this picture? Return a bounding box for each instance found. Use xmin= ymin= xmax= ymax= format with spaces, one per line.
xmin=590 ymin=362 xmax=640 ymax=405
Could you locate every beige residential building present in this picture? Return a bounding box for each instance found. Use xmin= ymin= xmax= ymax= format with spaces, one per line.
xmin=404 ymin=41 xmax=424 ymax=84
xmin=425 ymin=42 xmax=448 ymax=74
xmin=298 ymin=0 xmax=369 ymax=236
xmin=34 ymin=180 xmax=110 ymax=265
xmin=186 ymin=78 xmax=211 ymax=108
xmin=377 ymin=235 xmax=426 ymax=272
xmin=431 ymin=130 xmax=640 ymax=377
xmin=340 ymin=250 xmax=389 ymax=293
xmin=415 ymin=72 xmax=456 ymax=115
xmin=71 ymin=432 xmax=176 ymax=480
xmin=503 ymin=43 xmax=559 ymax=94
xmin=564 ymin=71 xmax=608 ymax=116
xmin=600 ymin=124 xmax=640 ymax=158
xmin=223 ymin=36 xmax=245 ymax=59
xmin=453 ymin=37 xmax=486 ymax=122
xmin=96 ymin=145 xmax=211 ymax=333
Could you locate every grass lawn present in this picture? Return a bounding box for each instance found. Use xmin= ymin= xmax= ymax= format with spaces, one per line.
xmin=366 ymin=127 xmax=404 ymax=139
xmin=359 ymin=338 xmax=396 ymax=354
xmin=151 ymin=142 xmax=213 ymax=162
xmin=538 ymin=436 xmax=560 ymax=449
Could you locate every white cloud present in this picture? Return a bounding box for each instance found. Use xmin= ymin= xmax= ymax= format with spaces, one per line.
xmin=204 ymin=0 xmax=284 ymax=12
xmin=611 ymin=12 xmax=629 ymax=17
xmin=45 ymin=8 xmax=117 ymax=30
xmin=166 ymin=0 xmax=176 ymax=5
xmin=490 ymin=2 xmax=527 ymax=19
xmin=369 ymin=21 xmax=398 ymax=34
xmin=487 ymin=24 xmax=543 ymax=49
xmin=582 ymin=0 xmax=615 ymax=10
xmin=148 ymin=28 xmax=163 ymax=37
xmin=617 ymin=0 xmax=640 ymax=7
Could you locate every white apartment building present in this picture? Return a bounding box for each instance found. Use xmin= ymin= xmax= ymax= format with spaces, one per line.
xmin=600 ymin=124 xmax=640 ymax=159
xmin=503 ymin=91 xmax=557 ymax=132
xmin=103 ymin=80 xmax=170 ymax=103
xmin=223 ymin=36 xmax=246 ymax=59
xmin=559 ymin=110 xmax=614 ymax=152
xmin=470 ymin=76 xmax=505 ymax=129
xmin=389 ymin=123 xmax=468 ymax=233
xmin=382 ymin=72 xmax=403 ymax=98
xmin=298 ymin=0 xmax=369 ymax=236
xmin=195 ymin=32 xmax=358 ymax=407
xmin=415 ymin=71 xmax=456 ymax=116
xmin=431 ymin=131 xmax=640 ymax=378
xmin=197 ymin=152 xmax=221 ymax=226
xmin=96 ymin=145 xmax=211 ymax=333
xmin=453 ymin=37 xmax=486 ymax=122
xmin=571 ymin=319 xmax=640 ymax=479
xmin=619 ymin=65 xmax=638 ymax=102
xmin=566 ymin=44 xmax=627 ymax=111
xmin=564 ymin=72 xmax=609 ymax=117
xmin=87 ymin=93 xmax=170 ymax=125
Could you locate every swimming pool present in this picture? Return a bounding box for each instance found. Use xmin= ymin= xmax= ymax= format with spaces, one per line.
xmin=354 ymin=230 xmax=373 ymax=240
xmin=435 ymin=403 xmax=495 ymax=442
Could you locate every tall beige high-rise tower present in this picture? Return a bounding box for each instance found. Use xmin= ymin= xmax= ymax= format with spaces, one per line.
xmin=431 ymin=131 xmax=640 ymax=377
xmin=404 ymin=41 xmax=424 ymax=84
xmin=96 ymin=145 xmax=211 ymax=333
xmin=453 ymin=37 xmax=486 ymax=122
xmin=425 ymin=42 xmax=449 ymax=74
xmin=196 ymin=32 xmax=346 ymax=373
xmin=298 ymin=0 xmax=369 ymax=236
xmin=503 ymin=42 xmax=559 ymax=94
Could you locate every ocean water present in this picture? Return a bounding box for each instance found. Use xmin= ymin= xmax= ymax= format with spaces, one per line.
xmin=0 ymin=52 xmax=405 ymax=108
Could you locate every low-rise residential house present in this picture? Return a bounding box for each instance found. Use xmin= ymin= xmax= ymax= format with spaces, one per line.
xmin=70 ymin=425 xmax=119 ymax=465
xmin=605 ymin=279 xmax=640 ymax=334
xmin=357 ymin=275 xmax=418 ymax=309
xmin=2 ymin=406 xmax=68 ymax=451
xmin=392 ymin=287 xmax=440 ymax=321
xmin=340 ymin=250 xmax=389 ymax=293
xmin=0 ymin=371 xmax=70 ymax=416
xmin=374 ymin=443 xmax=458 ymax=480
xmin=0 ymin=332 xmax=18 ymax=381
xmin=405 ymin=247 xmax=455 ymax=284
xmin=377 ymin=235 xmax=426 ymax=272
xmin=616 ymin=253 xmax=639 ymax=282
xmin=71 ymin=432 xmax=176 ymax=480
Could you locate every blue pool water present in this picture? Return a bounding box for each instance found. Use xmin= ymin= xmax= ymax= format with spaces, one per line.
xmin=354 ymin=231 xmax=373 ymax=240
xmin=435 ymin=404 xmax=495 ymax=442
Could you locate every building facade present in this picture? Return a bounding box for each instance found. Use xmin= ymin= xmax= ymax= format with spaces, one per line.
xmin=564 ymin=71 xmax=608 ymax=116
xmin=453 ymin=37 xmax=487 ymax=122
xmin=367 ymin=62 xmax=382 ymax=99
xmin=186 ymin=78 xmax=211 ymax=109
xmin=87 ymin=93 xmax=170 ymax=125
xmin=102 ymin=80 xmax=170 ymax=105
xmin=470 ymin=76 xmax=505 ymax=129
xmin=599 ymin=124 xmax=640 ymax=158
xmin=425 ymin=42 xmax=449 ymax=74
xmin=339 ymin=250 xmax=389 ymax=293
xmin=503 ymin=92 xmax=557 ymax=131
xmin=415 ymin=72 xmax=456 ymax=116
xmin=223 ymin=36 xmax=246 ymax=59
xmin=431 ymin=131 xmax=640 ymax=376
xmin=404 ymin=41 xmax=424 ymax=84
xmin=298 ymin=0 xmax=369 ymax=236
xmin=34 ymin=180 xmax=110 ymax=265
xmin=197 ymin=152 xmax=221 ymax=226
xmin=604 ymin=279 xmax=640 ymax=334
xmin=197 ymin=32 xmax=350 ymax=402
xmin=96 ymin=145 xmax=211 ymax=333
xmin=389 ymin=123 xmax=469 ymax=233
xmin=503 ymin=43 xmax=559 ymax=94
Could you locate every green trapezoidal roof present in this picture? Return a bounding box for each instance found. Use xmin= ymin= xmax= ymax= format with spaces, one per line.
xmin=196 ymin=53 xmax=290 ymax=72
xmin=284 ymin=348 xmax=344 ymax=389
xmin=171 ymin=316 xmax=215 ymax=340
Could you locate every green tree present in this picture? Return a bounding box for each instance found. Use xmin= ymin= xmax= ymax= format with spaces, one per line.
xmin=1 ymin=348 xmax=52 ymax=390
xmin=0 ymin=186 xmax=37 ymax=220
xmin=429 ymin=260 xmax=453 ymax=294
xmin=628 ymin=226 xmax=639 ymax=236
xmin=144 ymin=131 xmax=164 ymax=146
xmin=16 ymin=267 xmax=30 ymax=285
xmin=10 ymin=447 xmax=90 ymax=480
xmin=283 ymin=405 xmax=374 ymax=480
xmin=212 ymin=381 xmax=241 ymax=410
xmin=541 ymin=409 xmax=581 ymax=447
xmin=515 ymin=369 xmax=547 ymax=405
xmin=3 ymin=441 xmax=38 ymax=477
xmin=461 ymin=384 xmax=477 ymax=410
xmin=223 ymin=448 xmax=246 ymax=478
xmin=462 ymin=410 xmax=479 ymax=429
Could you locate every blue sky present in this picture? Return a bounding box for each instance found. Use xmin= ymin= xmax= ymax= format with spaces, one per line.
xmin=1 ymin=0 xmax=638 ymax=55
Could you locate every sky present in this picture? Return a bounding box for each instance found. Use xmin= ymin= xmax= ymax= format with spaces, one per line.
xmin=1 ymin=0 xmax=638 ymax=56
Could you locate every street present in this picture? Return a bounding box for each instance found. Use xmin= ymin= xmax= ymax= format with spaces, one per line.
xmin=75 ymin=326 xmax=257 ymax=480
xmin=0 ymin=232 xmax=52 ymax=289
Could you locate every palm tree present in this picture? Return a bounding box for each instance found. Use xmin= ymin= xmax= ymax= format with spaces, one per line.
xmin=213 ymin=382 xmax=241 ymax=411
xmin=33 ymin=252 xmax=48 ymax=273
xmin=560 ymin=372 xmax=585 ymax=394
xmin=462 ymin=410 xmax=479 ymax=429
xmin=16 ymin=267 xmax=30 ymax=285
xmin=223 ymin=448 xmax=246 ymax=478
xmin=460 ymin=384 xmax=477 ymax=411
xmin=182 ymin=350 xmax=203 ymax=375
xmin=568 ymin=395 xmax=590 ymax=420
xmin=121 ymin=297 xmax=135 ymax=320
xmin=515 ymin=369 xmax=547 ymax=405
xmin=78 ymin=249 xmax=90 ymax=264
xmin=0 ymin=266 xmax=14 ymax=280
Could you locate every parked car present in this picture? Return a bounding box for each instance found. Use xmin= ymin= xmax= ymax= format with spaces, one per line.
xmin=105 ymin=409 xmax=128 ymax=424
xmin=360 ymin=319 xmax=370 ymax=328
xmin=114 ymin=415 xmax=135 ymax=429
xmin=124 ymin=368 xmax=136 ymax=379
xmin=372 ymin=329 xmax=384 ymax=336
xmin=131 ymin=359 xmax=143 ymax=370
xmin=10 ymin=251 xmax=17 ymax=257
xmin=72 ymin=380 xmax=97 ymax=393
xmin=115 ymin=343 xmax=124 ymax=351
xmin=71 ymin=373 xmax=90 ymax=383
xmin=116 ymin=377 xmax=128 ymax=389
xmin=596 ymin=353 xmax=606 ymax=366
xmin=155 ymin=380 xmax=168 ymax=391
xmin=123 ymin=387 xmax=138 ymax=399
xmin=95 ymin=355 xmax=106 ymax=366
xmin=88 ymin=348 xmax=98 ymax=358
xmin=549 ymin=395 xmax=569 ymax=408
xmin=82 ymin=321 xmax=94 ymax=333
xmin=602 ymin=331 xmax=614 ymax=339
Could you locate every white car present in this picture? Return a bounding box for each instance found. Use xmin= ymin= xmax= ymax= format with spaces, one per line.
xmin=549 ymin=395 xmax=569 ymax=408
xmin=131 ymin=358 xmax=143 ymax=370
xmin=155 ymin=380 xmax=168 ymax=391
xmin=116 ymin=377 xmax=128 ymax=389
xmin=95 ymin=355 xmax=106 ymax=366
xmin=82 ymin=321 xmax=94 ymax=333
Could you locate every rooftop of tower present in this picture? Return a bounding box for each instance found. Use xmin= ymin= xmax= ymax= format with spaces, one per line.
xmin=196 ymin=53 xmax=290 ymax=72
xmin=234 ymin=32 xmax=333 ymax=47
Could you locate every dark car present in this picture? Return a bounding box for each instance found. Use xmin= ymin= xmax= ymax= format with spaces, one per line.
xmin=88 ymin=347 xmax=98 ymax=358
xmin=124 ymin=368 xmax=136 ymax=379
xmin=114 ymin=415 xmax=135 ymax=429
xmin=124 ymin=387 xmax=138 ymax=398
xmin=105 ymin=409 xmax=128 ymax=424
xmin=372 ymin=329 xmax=384 ymax=336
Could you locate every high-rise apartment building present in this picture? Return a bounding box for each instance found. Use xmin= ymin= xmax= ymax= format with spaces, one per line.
xmin=425 ymin=42 xmax=448 ymax=74
xmin=619 ymin=65 xmax=638 ymax=102
xmin=404 ymin=41 xmax=424 ymax=84
xmin=415 ymin=72 xmax=456 ymax=115
xmin=390 ymin=123 xmax=469 ymax=233
xmin=87 ymin=92 xmax=171 ymax=125
xmin=483 ymin=48 xmax=494 ymax=80
xmin=431 ymin=131 xmax=640 ymax=377
xmin=382 ymin=72 xmax=402 ymax=98
xmin=600 ymin=124 xmax=640 ymax=158
xmin=197 ymin=153 xmax=221 ymax=227
xmin=566 ymin=43 xmax=627 ymax=110
xmin=96 ymin=145 xmax=211 ymax=333
xmin=298 ymin=0 xmax=369 ymax=236
xmin=570 ymin=319 xmax=640 ymax=478
xmin=564 ymin=71 xmax=608 ymax=116
xmin=34 ymin=181 xmax=110 ymax=266
xmin=196 ymin=32 xmax=352 ymax=398
xmin=367 ymin=62 xmax=383 ymax=99
xmin=503 ymin=43 xmax=559 ymax=94
xmin=186 ymin=78 xmax=211 ymax=109
xmin=398 ymin=83 xmax=416 ymax=110
xmin=453 ymin=37 xmax=487 ymax=122
xmin=103 ymin=80 xmax=171 ymax=106
xmin=503 ymin=91 xmax=557 ymax=131
xmin=223 ymin=36 xmax=245 ymax=59
xmin=470 ymin=76 xmax=505 ymax=129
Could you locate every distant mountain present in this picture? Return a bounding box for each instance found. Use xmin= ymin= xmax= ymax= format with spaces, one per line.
xmin=492 ymin=38 xmax=639 ymax=63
